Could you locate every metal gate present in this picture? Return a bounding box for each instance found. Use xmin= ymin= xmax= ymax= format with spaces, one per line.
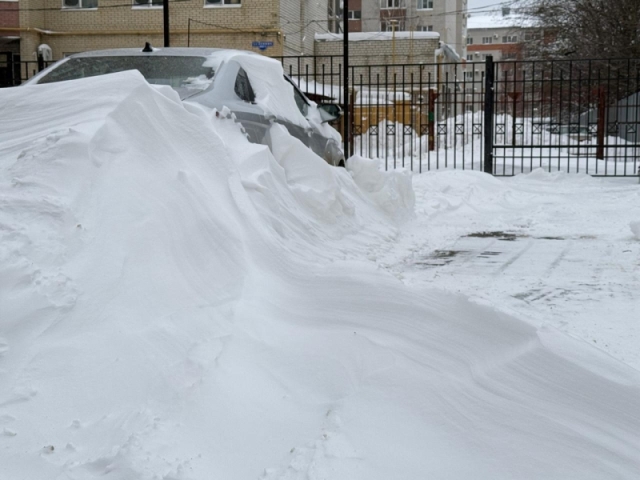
xmin=488 ymin=58 xmax=640 ymax=176
xmin=278 ymin=55 xmax=640 ymax=177
xmin=0 ymin=52 xmax=20 ymax=88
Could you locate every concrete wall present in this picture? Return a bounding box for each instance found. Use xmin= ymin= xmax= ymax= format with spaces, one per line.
xmin=280 ymin=0 xmax=329 ymax=56
xmin=357 ymin=0 xmax=465 ymax=57
xmin=314 ymin=35 xmax=439 ymax=84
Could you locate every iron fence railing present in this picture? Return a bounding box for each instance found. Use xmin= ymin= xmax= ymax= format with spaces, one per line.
xmin=0 ymin=59 xmax=54 ymax=88
xmin=491 ymin=58 xmax=640 ymax=176
xmin=276 ymin=54 xmax=640 ymax=177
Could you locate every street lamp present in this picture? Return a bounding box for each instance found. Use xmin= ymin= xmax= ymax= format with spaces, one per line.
xmin=163 ymin=0 xmax=170 ymax=47
xmin=343 ymin=0 xmax=349 ymax=159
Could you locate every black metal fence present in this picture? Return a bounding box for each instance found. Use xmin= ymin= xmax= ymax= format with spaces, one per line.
xmin=0 ymin=58 xmax=53 ymax=88
xmin=490 ymin=58 xmax=640 ymax=176
xmin=277 ymin=55 xmax=640 ymax=177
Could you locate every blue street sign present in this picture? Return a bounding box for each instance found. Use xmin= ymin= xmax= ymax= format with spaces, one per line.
xmin=252 ymin=41 xmax=274 ymax=51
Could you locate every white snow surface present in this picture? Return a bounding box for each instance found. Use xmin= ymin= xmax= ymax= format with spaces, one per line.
xmin=1 ymin=72 xmax=640 ymax=480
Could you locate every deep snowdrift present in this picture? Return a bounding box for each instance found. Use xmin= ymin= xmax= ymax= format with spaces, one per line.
xmin=1 ymin=72 xmax=639 ymax=480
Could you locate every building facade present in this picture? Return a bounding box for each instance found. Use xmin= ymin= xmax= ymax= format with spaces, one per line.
xmin=0 ymin=0 xmax=19 ymax=86
xmin=465 ymin=8 xmax=536 ymax=77
xmin=463 ymin=8 xmax=539 ymax=113
xmin=346 ymin=0 xmax=466 ymax=59
xmin=18 ymin=0 xmax=331 ymax=63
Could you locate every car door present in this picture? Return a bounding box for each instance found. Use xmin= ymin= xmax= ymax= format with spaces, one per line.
xmin=286 ymin=79 xmax=337 ymax=162
xmin=279 ymin=81 xmax=316 ymax=150
xmin=227 ymin=66 xmax=273 ymax=146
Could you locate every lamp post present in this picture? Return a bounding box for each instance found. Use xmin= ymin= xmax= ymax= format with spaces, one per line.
xmin=163 ymin=0 xmax=170 ymax=47
xmin=343 ymin=0 xmax=349 ymax=159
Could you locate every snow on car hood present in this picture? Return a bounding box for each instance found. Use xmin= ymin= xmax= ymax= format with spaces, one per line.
xmin=1 ymin=71 xmax=639 ymax=480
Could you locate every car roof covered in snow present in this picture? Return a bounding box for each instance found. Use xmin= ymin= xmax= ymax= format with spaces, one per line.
xmin=66 ymin=47 xmax=263 ymax=59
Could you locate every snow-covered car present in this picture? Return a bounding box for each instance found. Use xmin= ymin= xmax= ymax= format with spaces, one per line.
xmin=24 ymin=45 xmax=345 ymax=167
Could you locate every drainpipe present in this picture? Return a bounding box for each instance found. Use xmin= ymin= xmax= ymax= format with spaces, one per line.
xmin=391 ymin=20 xmax=398 ymax=65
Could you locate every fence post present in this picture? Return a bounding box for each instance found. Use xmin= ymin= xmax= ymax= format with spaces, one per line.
xmin=37 ymin=53 xmax=45 ymax=72
xmin=483 ymin=55 xmax=495 ymax=174
xmin=596 ymin=86 xmax=606 ymax=160
xmin=342 ymin=0 xmax=350 ymax=159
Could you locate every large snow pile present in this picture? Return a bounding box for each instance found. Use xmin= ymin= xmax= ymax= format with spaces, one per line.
xmin=1 ymin=72 xmax=639 ymax=479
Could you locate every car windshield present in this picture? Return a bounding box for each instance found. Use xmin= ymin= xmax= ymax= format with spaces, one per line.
xmin=36 ymin=56 xmax=215 ymax=91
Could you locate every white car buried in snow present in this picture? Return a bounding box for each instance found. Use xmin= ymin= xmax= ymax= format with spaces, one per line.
xmin=25 ymin=45 xmax=346 ymax=167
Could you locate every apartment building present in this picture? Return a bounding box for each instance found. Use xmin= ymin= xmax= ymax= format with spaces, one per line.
xmin=18 ymin=0 xmax=331 ymax=62
xmin=346 ymin=0 xmax=467 ymax=59
xmin=465 ymin=8 xmax=537 ymax=77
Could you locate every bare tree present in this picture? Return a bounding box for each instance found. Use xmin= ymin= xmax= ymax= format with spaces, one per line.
xmin=516 ymin=0 xmax=640 ymax=59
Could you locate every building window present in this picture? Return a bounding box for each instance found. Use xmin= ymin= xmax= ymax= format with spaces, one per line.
xmin=348 ymin=10 xmax=361 ymax=19
xmin=466 ymin=54 xmax=473 ymax=61
xmin=291 ymin=86 xmax=309 ymax=117
xmin=63 ymin=0 xmax=97 ymax=8
xmin=382 ymin=20 xmax=404 ymax=31
xmin=234 ymin=68 xmax=255 ymax=103
xmin=133 ymin=0 xmax=161 ymax=6
xmin=204 ymin=0 xmax=241 ymax=6
xmin=464 ymin=71 xmax=474 ymax=81
xmin=502 ymin=35 xmax=518 ymax=43
xmin=482 ymin=37 xmax=493 ymax=44
xmin=503 ymin=52 xmax=518 ymax=60
xmin=466 ymin=37 xmax=473 ymax=44
xmin=381 ymin=0 xmax=402 ymax=8
xmin=417 ymin=0 xmax=433 ymax=9
xmin=417 ymin=25 xmax=433 ymax=32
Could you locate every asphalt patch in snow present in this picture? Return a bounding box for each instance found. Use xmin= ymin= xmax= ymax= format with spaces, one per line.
xmin=466 ymin=230 xmax=520 ymax=241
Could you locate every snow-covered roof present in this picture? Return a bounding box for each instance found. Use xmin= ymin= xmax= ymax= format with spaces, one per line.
xmin=467 ymin=12 xmax=536 ymax=31
xmin=315 ymin=31 xmax=440 ymax=42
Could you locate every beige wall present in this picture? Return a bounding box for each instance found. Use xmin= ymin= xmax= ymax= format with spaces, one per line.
xmin=20 ymin=0 xmax=332 ymax=63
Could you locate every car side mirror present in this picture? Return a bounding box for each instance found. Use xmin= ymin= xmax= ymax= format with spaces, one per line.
xmin=318 ymin=103 xmax=343 ymax=123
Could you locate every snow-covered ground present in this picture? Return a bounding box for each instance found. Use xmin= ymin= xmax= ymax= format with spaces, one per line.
xmin=373 ymin=168 xmax=640 ymax=369
xmin=1 ymin=72 xmax=639 ymax=479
